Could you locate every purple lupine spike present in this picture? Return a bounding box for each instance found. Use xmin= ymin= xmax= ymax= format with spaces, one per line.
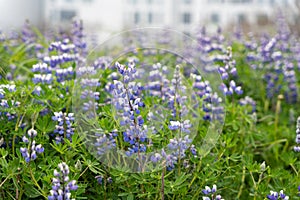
xmin=20 ymin=129 xmax=43 ymax=163
xmin=48 ymin=162 xmax=78 ymax=200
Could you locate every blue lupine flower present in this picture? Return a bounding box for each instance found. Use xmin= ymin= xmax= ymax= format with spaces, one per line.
xmin=190 ymin=144 xmax=197 ymax=156
xmin=294 ymin=117 xmax=300 ymax=152
xmin=107 ymin=177 xmax=113 ymax=184
xmin=49 ymin=40 xmax=76 ymax=53
xmin=43 ymin=54 xmax=79 ymax=68
xmin=217 ymin=47 xmax=243 ymax=97
xmin=94 ymin=129 xmax=117 ymax=155
xmin=150 ymin=153 xmax=162 ymax=163
xmin=48 ymin=162 xmax=78 ymax=200
xmin=95 ymin=175 xmax=103 ymax=185
xmin=32 ymin=63 xmax=52 ymax=74
xmin=202 ymin=185 xmax=224 ymax=200
xmin=283 ymin=62 xmax=297 ymax=104
xmin=55 ymin=67 xmax=74 ymax=83
xmin=93 ymin=56 xmax=113 ymax=70
xmin=21 ymin=20 xmax=36 ymax=45
xmin=0 ymin=84 xmax=16 ymax=99
xmin=0 ymin=99 xmax=20 ymax=120
xmin=267 ymin=190 xmax=289 ymax=200
xmin=71 ymin=19 xmax=87 ymax=54
xmin=20 ymin=129 xmax=44 ymax=163
xmin=52 ymin=112 xmax=75 ymax=143
xmin=146 ymin=63 xmax=169 ymax=98
xmin=32 ymin=74 xmax=53 ymax=84
xmin=112 ymin=61 xmax=147 ymax=156
xmin=239 ymin=96 xmax=256 ymax=113
xmin=191 ymin=74 xmax=224 ymax=122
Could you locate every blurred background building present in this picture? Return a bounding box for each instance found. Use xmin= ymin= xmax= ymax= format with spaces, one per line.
xmin=0 ymin=0 xmax=299 ymax=37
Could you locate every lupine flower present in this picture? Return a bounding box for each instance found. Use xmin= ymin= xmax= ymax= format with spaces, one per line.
xmin=112 ymin=61 xmax=147 ymax=156
xmin=167 ymin=135 xmax=192 ymax=158
xmin=0 ymin=99 xmax=20 ymax=120
xmin=95 ymin=175 xmax=103 ymax=185
xmin=77 ymin=66 xmax=97 ymax=76
xmin=21 ymin=20 xmax=36 ymax=45
xmin=71 ymin=19 xmax=87 ymax=54
xmin=80 ymin=90 xmax=100 ymax=100
xmin=107 ymin=177 xmax=113 ymax=184
xmin=160 ymin=149 xmax=178 ymax=171
xmin=55 ymin=67 xmax=74 ymax=83
xmin=78 ymin=65 xmax=101 ymax=119
xmin=267 ymin=190 xmax=289 ymax=200
xmin=165 ymin=65 xmax=188 ymax=119
xmin=48 ymin=162 xmax=78 ymax=200
xmin=293 ymin=116 xmax=300 ymax=152
xmin=190 ymin=144 xmax=197 ymax=156
xmin=146 ymin=63 xmax=169 ymax=98
xmin=93 ymin=56 xmax=113 ymax=70
xmin=20 ymin=129 xmax=44 ymax=163
xmin=192 ymin=74 xmax=209 ymax=98
xmin=239 ymin=96 xmax=256 ymax=113
xmin=218 ymin=47 xmax=242 ymax=97
xmin=282 ymin=62 xmax=297 ymax=104
xmin=150 ymin=153 xmax=162 ymax=163
xmin=80 ymin=79 xmax=100 ymax=88
xmin=0 ymin=84 xmax=16 ymax=99
xmin=52 ymin=112 xmax=75 ymax=143
xmin=202 ymin=184 xmax=224 ymax=200
xmin=32 ymin=74 xmax=53 ymax=84
xmin=49 ymin=39 xmax=76 ymax=53
xmin=94 ymin=129 xmax=117 ymax=155
xmin=191 ymin=74 xmax=224 ymax=121
xmin=44 ymin=51 xmax=79 ymax=65
xmin=32 ymin=63 xmax=52 ymax=74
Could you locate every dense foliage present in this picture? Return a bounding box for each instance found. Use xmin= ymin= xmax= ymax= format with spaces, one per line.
xmin=0 ymin=16 xmax=300 ymax=200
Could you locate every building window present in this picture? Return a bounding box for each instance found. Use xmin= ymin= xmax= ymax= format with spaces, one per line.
xmin=134 ymin=12 xmax=140 ymax=24
xmin=238 ymin=14 xmax=246 ymax=24
xmin=60 ymin=10 xmax=76 ymax=21
xmin=211 ymin=13 xmax=219 ymax=23
xmin=183 ymin=0 xmax=192 ymax=4
xmin=148 ymin=12 xmax=153 ymax=24
xmin=183 ymin=13 xmax=191 ymax=24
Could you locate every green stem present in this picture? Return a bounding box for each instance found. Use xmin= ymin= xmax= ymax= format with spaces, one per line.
xmin=29 ymin=166 xmax=47 ymax=199
xmin=237 ymin=152 xmax=246 ymax=198
xmin=264 ymin=99 xmax=269 ymax=113
xmin=161 ymin=167 xmax=165 ymax=200
xmin=0 ymin=175 xmax=10 ymax=188
xmin=274 ymin=94 xmax=283 ymax=138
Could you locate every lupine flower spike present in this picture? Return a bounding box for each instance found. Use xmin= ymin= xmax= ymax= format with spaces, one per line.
xmin=20 ymin=129 xmax=44 ymax=163
xmin=202 ymin=184 xmax=224 ymax=200
xmin=48 ymin=162 xmax=78 ymax=200
xmin=293 ymin=116 xmax=300 ymax=152
xmin=267 ymin=190 xmax=289 ymax=200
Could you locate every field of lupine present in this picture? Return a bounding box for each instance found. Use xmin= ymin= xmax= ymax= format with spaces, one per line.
xmin=0 ymin=15 xmax=300 ymax=200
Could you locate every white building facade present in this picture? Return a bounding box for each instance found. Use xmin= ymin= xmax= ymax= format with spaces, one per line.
xmin=0 ymin=0 xmax=44 ymax=31
xmin=123 ymin=0 xmax=298 ymax=33
xmin=0 ymin=0 xmax=298 ymax=34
